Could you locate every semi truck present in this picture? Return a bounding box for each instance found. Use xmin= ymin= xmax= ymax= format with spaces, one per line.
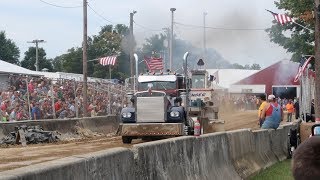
xmin=118 ymin=52 xmax=223 ymax=143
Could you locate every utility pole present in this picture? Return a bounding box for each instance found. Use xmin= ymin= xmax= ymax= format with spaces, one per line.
xmin=203 ymin=12 xmax=207 ymax=60
xmin=314 ymin=0 xmax=320 ymax=122
xmin=130 ymin=11 xmax=137 ymax=78
xmin=27 ymin=39 xmax=45 ymax=71
xmin=170 ymin=8 xmax=176 ymax=71
xmin=82 ymin=0 xmax=88 ymax=117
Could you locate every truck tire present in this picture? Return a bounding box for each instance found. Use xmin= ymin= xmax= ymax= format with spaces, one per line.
xmin=122 ymin=136 xmax=132 ymax=144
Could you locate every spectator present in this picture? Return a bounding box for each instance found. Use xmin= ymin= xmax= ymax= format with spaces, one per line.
xmin=54 ymin=99 xmax=62 ymax=112
xmin=58 ymin=105 xmax=68 ymax=119
xmin=9 ymin=105 xmax=19 ymax=121
xmin=292 ymin=136 xmax=320 ymax=180
xmin=1 ymin=75 xmax=126 ymax=120
xmin=258 ymin=94 xmax=267 ymax=127
xmin=260 ymin=95 xmax=283 ymax=129
xmin=286 ymin=100 xmax=294 ymax=122
xmin=31 ymin=102 xmax=41 ymax=120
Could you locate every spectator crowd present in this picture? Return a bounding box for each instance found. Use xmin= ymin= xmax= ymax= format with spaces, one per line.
xmin=0 ymin=75 xmax=126 ymax=122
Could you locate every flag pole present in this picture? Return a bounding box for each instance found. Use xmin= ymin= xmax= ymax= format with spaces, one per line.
xmin=292 ymin=21 xmax=314 ymax=32
xmin=265 ymin=9 xmax=314 ymax=32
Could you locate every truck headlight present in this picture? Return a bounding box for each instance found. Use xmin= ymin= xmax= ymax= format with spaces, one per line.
xmin=170 ymin=111 xmax=180 ymax=117
xmin=122 ymin=112 xmax=132 ymax=118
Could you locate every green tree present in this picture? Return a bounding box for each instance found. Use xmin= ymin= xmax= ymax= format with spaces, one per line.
xmin=51 ymin=56 xmax=63 ymax=72
xmin=141 ymin=34 xmax=167 ymax=55
xmin=21 ymin=47 xmax=53 ymax=71
xmin=55 ymin=24 xmax=132 ymax=80
xmin=89 ymin=24 xmax=131 ymax=79
xmin=266 ymin=0 xmax=314 ymax=62
xmin=244 ymin=64 xmax=251 ymax=69
xmin=231 ymin=63 xmax=245 ymax=69
xmin=139 ymin=33 xmax=231 ymax=71
xmin=250 ymin=63 xmax=261 ymax=70
xmin=0 ymin=31 xmax=20 ymax=64
xmin=60 ymin=47 xmax=83 ymax=74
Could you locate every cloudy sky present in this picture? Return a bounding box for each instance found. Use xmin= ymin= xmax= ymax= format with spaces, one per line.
xmin=1 ymin=0 xmax=291 ymax=68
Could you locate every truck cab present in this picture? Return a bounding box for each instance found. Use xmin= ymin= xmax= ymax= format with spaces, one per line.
xmin=119 ymin=73 xmax=188 ymax=143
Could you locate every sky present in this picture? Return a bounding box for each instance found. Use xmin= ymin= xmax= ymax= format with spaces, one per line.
xmin=1 ymin=0 xmax=291 ymax=68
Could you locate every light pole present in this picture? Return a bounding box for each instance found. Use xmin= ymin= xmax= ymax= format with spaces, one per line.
xmin=170 ymin=8 xmax=176 ymax=71
xmin=130 ymin=10 xmax=137 ymax=78
xmin=203 ymin=12 xmax=207 ymax=60
xmin=162 ymin=27 xmax=170 ymax=70
xmin=27 ymin=39 xmax=45 ymax=71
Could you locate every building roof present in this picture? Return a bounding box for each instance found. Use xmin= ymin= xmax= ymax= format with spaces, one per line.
xmin=234 ymin=60 xmax=300 ymax=86
xmin=0 ymin=59 xmax=38 ymax=75
xmin=206 ymin=69 xmax=259 ymax=89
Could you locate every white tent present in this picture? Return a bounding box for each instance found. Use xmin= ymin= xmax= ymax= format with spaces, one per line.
xmin=0 ymin=60 xmax=39 ymax=75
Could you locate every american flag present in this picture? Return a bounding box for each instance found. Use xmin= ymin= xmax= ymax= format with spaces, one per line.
xmin=294 ymin=56 xmax=314 ymax=82
xmin=99 ymin=56 xmax=117 ymax=66
xmin=144 ymin=56 xmax=163 ymax=71
xmin=266 ymin=10 xmax=293 ymax=25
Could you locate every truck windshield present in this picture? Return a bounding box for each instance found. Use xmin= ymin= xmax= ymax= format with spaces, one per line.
xmin=138 ymin=81 xmax=176 ymax=91
xmin=192 ymin=75 xmax=205 ymax=88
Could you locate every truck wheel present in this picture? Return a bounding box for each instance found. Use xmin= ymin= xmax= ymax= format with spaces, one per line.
xmin=122 ymin=136 xmax=132 ymax=144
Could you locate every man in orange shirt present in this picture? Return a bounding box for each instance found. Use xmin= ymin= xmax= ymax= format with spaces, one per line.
xmin=286 ymin=99 xmax=294 ymax=122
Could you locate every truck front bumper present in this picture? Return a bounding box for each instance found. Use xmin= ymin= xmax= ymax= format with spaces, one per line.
xmin=119 ymin=123 xmax=184 ymax=136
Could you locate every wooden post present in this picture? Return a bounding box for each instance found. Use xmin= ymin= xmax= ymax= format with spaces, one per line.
xmin=314 ymin=0 xmax=320 ymax=122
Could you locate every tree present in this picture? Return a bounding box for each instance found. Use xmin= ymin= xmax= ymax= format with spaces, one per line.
xmin=51 ymin=56 xmax=63 ymax=72
xmin=0 ymin=31 xmax=20 ymax=64
xmin=60 ymin=47 xmax=83 ymax=74
xmin=21 ymin=47 xmax=53 ymax=71
xmin=266 ymin=0 xmax=314 ymax=62
xmin=55 ymin=24 xmax=132 ymax=79
xmin=89 ymin=24 xmax=131 ymax=79
xmin=250 ymin=63 xmax=261 ymax=70
xmin=138 ymin=33 xmax=231 ymax=71
xmin=231 ymin=63 xmax=245 ymax=69
xmin=141 ymin=34 xmax=167 ymax=55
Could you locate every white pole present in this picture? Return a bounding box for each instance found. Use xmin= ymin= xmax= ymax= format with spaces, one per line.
xmin=169 ymin=8 xmax=176 ymax=70
xmin=134 ymin=53 xmax=139 ymax=92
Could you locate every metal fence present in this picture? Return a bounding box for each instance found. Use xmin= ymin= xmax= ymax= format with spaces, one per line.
xmin=0 ymin=74 xmax=126 ymax=122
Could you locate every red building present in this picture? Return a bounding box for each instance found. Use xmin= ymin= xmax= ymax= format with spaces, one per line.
xmin=232 ymin=60 xmax=303 ymax=99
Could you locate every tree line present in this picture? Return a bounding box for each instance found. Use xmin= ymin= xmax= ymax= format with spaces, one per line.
xmin=1 ymin=23 xmax=264 ymax=80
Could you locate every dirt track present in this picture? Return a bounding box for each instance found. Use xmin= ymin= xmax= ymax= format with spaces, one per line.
xmin=0 ymin=110 xmax=263 ymax=172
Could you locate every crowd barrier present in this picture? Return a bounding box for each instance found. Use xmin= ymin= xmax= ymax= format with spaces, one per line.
xmin=0 ymin=124 xmax=295 ymax=180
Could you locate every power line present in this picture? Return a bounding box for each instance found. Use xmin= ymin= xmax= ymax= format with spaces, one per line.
xmin=133 ymin=21 xmax=163 ymax=32
xmin=39 ymin=0 xmax=82 ymax=8
xmin=175 ymin=22 xmax=267 ymax=31
xmin=87 ymin=3 xmax=115 ymax=24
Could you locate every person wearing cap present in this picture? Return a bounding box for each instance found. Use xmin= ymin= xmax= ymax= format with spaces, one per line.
xmin=260 ymin=94 xmax=283 ymax=129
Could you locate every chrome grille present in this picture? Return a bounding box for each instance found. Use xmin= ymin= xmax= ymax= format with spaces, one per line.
xmin=136 ymin=96 xmax=166 ymax=122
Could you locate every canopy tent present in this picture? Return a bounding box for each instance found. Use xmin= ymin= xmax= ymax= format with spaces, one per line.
xmin=0 ymin=60 xmax=39 ymax=76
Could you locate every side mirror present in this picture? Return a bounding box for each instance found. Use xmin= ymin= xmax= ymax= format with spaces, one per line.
xmin=311 ymin=124 xmax=320 ymax=136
